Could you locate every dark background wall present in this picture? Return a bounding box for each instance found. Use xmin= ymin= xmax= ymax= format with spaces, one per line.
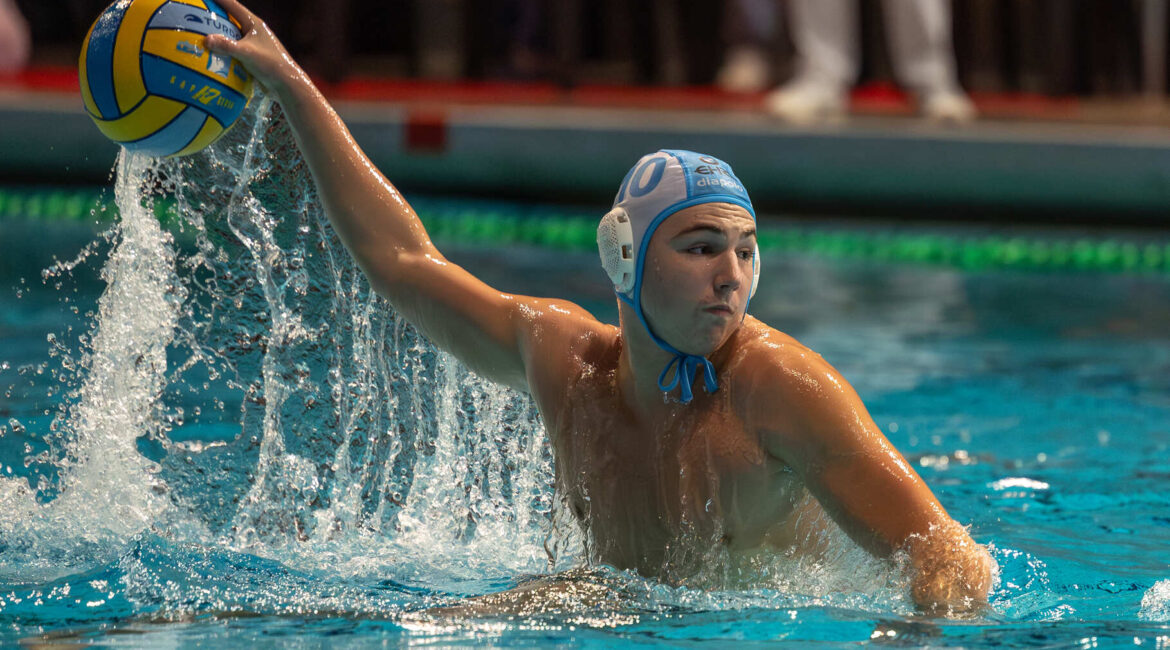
xmin=16 ymin=0 xmax=1157 ymax=96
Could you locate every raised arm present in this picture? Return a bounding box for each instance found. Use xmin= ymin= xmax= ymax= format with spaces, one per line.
xmin=751 ymin=346 xmax=994 ymax=615
xmin=205 ymin=0 xmax=591 ymax=389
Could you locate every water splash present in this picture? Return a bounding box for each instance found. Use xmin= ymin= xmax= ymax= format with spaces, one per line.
xmin=0 ymin=98 xmax=561 ymax=595
xmin=1140 ymin=580 xmax=1170 ymax=622
xmin=153 ymin=99 xmax=561 ymax=581
xmin=0 ymin=152 xmax=175 ymax=582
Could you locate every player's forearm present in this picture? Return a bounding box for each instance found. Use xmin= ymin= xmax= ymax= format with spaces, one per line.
xmin=270 ymin=71 xmax=436 ymax=289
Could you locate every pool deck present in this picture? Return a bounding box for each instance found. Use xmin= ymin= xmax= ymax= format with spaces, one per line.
xmin=4 ymin=67 xmax=1170 ymax=224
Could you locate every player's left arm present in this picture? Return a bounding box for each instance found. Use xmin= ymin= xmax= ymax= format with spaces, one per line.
xmin=748 ymin=346 xmax=994 ymax=615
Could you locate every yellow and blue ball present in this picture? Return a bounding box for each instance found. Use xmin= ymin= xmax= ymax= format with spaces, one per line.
xmin=79 ymin=0 xmax=254 ymax=158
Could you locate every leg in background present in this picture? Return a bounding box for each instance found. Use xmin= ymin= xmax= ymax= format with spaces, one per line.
xmin=764 ymin=0 xmax=856 ymax=124
xmin=882 ymin=0 xmax=976 ymax=122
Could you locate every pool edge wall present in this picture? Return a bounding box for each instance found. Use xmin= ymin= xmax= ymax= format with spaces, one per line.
xmin=5 ymin=94 xmax=1170 ymax=223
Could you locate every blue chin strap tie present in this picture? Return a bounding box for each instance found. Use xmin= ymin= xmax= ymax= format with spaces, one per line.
xmin=659 ymin=352 xmax=719 ymax=404
xmin=618 ymin=293 xmax=722 ymax=404
xmin=605 ymin=150 xmax=756 ymax=405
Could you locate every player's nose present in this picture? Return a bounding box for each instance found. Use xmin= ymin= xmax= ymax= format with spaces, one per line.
xmin=713 ymin=250 xmax=743 ymax=293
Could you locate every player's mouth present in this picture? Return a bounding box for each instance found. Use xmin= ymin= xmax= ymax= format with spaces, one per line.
xmin=702 ymin=303 xmax=735 ymax=317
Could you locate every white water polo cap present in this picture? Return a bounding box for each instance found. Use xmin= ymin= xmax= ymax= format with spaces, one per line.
xmin=597 ymin=150 xmax=759 ymax=404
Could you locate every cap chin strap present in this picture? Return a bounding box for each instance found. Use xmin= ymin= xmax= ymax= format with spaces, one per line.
xmin=617 ymin=293 xmax=718 ymax=404
xmin=658 ymin=353 xmax=718 ymax=405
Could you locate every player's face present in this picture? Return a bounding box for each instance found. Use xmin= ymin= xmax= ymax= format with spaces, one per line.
xmin=641 ymin=203 xmax=756 ymax=356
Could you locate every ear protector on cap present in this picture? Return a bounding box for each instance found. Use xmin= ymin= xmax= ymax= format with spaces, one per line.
xmin=598 ymin=207 xmax=636 ymax=293
xmin=751 ymin=242 xmax=760 ymax=297
xmin=597 ymin=206 xmax=760 ymax=298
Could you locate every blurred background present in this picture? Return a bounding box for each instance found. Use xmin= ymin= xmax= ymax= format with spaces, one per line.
xmin=8 ymin=0 xmax=1168 ymax=97
xmin=4 ymin=0 xmax=1170 ymax=223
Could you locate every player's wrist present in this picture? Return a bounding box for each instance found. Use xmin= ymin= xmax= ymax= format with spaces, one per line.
xmin=265 ymin=63 xmax=315 ymax=106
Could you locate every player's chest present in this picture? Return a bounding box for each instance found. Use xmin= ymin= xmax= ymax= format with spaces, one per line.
xmin=553 ymin=397 xmax=775 ymax=505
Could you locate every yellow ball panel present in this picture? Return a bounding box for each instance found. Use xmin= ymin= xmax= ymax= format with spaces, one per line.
xmin=92 ymin=95 xmax=187 ymax=143
xmin=141 ymin=29 xmax=252 ymax=97
xmin=113 ymin=0 xmax=168 ymax=114
xmin=142 ymin=29 xmax=210 ymax=71
xmin=172 ymin=116 xmax=224 ymax=158
xmin=236 ymin=74 xmax=254 ymax=103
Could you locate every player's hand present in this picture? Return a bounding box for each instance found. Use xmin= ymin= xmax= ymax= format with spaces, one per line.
xmin=910 ymin=540 xmax=994 ymax=617
xmin=204 ymin=0 xmax=305 ymax=96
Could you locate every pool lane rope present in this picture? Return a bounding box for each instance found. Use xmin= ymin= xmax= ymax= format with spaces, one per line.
xmin=1 ymin=186 xmax=1168 ymax=275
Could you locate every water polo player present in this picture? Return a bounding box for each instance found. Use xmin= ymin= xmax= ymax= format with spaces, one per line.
xmin=205 ymin=0 xmax=994 ymax=615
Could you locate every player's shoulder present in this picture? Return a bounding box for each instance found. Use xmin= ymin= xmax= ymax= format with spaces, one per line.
xmin=517 ymin=297 xmax=620 ymax=421
xmin=727 ymin=317 xmax=845 ymax=412
xmin=514 ymin=296 xmax=618 ymax=363
xmin=732 ymin=317 xmax=833 ymax=378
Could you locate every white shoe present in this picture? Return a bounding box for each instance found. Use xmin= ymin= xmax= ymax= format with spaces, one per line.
xmin=716 ymin=46 xmax=770 ymax=93
xmin=921 ymin=89 xmax=977 ymax=124
xmin=763 ymin=80 xmax=848 ymax=125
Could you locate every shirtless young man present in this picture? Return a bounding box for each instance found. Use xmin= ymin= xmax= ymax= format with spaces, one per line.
xmin=205 ymin=0 xmax=994 ymax=615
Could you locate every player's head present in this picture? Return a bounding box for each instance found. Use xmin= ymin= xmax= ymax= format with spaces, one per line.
xmin=596 ymin=150 xmax=758 ymax=403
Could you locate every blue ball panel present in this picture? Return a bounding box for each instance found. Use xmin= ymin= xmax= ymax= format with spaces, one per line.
xmin=141 ymin=54 xmax=248 ymax=127
xmin=147 ymin=2 xmax=243 ymax=39
xmin=86 ymin=1 xmax=131 ymax=119
xmin=125 ymin=105 xmax=207 ymax=155
xmin=202 ymin=0 xmax=232 ymax=21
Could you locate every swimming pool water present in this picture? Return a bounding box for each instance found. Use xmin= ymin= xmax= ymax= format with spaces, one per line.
xmin=1 ymin=105 xmax=1169 ymax=647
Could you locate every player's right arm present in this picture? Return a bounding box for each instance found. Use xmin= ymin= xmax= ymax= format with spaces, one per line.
xmin=746 ymin=339 xmax=994 ymax=616
xmin=205 ymin=0 xmax=594 ymax=391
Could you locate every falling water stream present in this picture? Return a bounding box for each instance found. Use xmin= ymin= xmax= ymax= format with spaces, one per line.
xmin=0 ymin=98 xmax=572 ymax=620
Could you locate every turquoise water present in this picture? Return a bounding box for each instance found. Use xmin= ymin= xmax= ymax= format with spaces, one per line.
xmin=2 ymin=101 xmax=1170 ymax=646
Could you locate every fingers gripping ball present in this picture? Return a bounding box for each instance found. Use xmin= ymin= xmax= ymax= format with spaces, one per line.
xmin=79 ymin=0 xmax=254 ymax=158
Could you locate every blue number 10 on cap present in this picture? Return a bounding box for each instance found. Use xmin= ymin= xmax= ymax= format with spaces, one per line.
xmin=79 ymin=0 xmax=254 ymax=158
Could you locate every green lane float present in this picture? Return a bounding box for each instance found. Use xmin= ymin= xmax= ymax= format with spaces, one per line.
xmin=1 ymin=187 xmax=1167 ymax=275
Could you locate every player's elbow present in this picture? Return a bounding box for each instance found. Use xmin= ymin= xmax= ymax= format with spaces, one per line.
xmin=359 ymin=248 xmax=438 ymax=302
